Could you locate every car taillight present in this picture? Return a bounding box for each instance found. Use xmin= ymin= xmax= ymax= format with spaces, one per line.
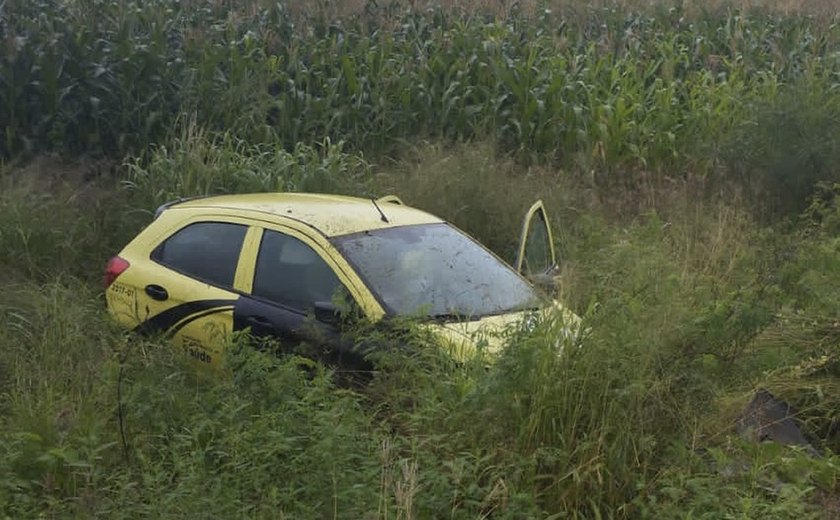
xmin=103 ymin=256 xmax=130 ymax=289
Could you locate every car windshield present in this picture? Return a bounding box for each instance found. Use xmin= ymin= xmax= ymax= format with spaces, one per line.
xmin=331 ymin=223 xmax=541 ymax=319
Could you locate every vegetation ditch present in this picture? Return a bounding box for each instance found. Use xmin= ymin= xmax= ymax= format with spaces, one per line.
xmin=1 ymin=1 xmax=840 ymax=517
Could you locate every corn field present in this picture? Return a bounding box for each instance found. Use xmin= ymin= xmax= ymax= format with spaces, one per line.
xmin=3 ymin=0 xmax=840 ymax=178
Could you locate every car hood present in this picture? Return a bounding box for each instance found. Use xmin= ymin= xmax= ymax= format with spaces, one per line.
xmin=420 ymin=301 xmax=580 ymax=362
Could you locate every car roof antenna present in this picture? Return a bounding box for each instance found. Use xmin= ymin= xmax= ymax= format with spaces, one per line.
xmin=371 ymin=198 xmax=390 ymax=223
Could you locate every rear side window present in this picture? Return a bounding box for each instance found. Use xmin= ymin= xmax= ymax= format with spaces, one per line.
xmin=153 ymin=222 xmax=246 ymax=288
xmin=252 ymin=230 xmax=343 ymax=312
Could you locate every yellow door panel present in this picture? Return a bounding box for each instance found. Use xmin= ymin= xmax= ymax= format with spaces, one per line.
xmin=108 ymin=216 xmax=252 ymax=367
xmin=115 ymin=261 xmax=239 ymax=337
xmin=106 ymin=280 xmax=143 ymax=330
xmin=172 ymin=308 xmax=234 ymax=368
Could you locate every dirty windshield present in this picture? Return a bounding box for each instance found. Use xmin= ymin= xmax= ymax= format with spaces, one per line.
xmin=332 ymin=223 xmax=540 ymax=318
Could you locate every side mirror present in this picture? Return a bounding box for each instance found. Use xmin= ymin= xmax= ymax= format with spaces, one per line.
xmin=529 ymin=265 xmax=560 ymax=294
xmin=314 ymin=301 xmax=343 ymax=326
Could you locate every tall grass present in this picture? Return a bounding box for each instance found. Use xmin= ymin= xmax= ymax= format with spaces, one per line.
xmin=125 ymin=121 xmax=372 ymax=210
xmin=0 ymin=158 xmax=132 ymax=282
xmin=724 ymin=79 xmax=840 ymax=218
xmin=3 ymin=133 xmax=840 ymax=516
xmin=0 ymin=279 xmax=384 ymax=517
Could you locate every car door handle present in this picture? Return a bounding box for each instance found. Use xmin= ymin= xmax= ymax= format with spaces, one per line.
xmin=145 ymin=284 xmax=169 ymax=301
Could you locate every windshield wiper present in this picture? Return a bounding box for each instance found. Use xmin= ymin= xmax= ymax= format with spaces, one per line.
xmin=429 ymin=312 xmax=482 ymax=323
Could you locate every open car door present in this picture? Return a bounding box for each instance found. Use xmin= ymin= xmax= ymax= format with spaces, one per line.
xmin=515 ymin=200 xmax=557 ymax=283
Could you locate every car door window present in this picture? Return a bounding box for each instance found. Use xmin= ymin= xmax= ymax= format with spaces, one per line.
xmin=252 ymin=230 xmax=343 ymax=312
xmin=152 ymin=222 xmax=246 ymax=288
xmin=516 ymin=201 xmax=557 ymax=276
xmin=524 ymin=212 xmax=551 ymax=273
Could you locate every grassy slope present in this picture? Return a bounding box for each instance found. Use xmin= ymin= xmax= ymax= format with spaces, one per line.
xmin=2 ymin=1 xmax=840 ymax=518
xmin=2 ymin=143 xmax=839 ymax=518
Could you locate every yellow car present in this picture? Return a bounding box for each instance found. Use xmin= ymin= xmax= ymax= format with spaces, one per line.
xmin=104 ymin=193 xmax=565 ymax=368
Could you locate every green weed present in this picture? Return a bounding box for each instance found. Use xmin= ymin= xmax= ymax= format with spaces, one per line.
xmin=124 ymin=121 xmax=371 ymax=210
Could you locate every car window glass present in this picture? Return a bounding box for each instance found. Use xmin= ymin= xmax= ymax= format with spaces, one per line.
xmin=332 ymin=223 xmax=540 ymax=318
xmin=253 ymin=230 xmax=345 ymax=312
xmin=153 ymin=222 xmax=246 ymax=288
xmin=523 ymin=211 xmax=552 ymax=276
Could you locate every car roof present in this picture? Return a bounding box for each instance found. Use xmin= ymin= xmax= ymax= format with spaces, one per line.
xmin=171 ymin=193 xmax=444 ymax=237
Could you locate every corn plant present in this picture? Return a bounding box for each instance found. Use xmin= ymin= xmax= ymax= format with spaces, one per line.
xmin=3 ymin=0 xmax=840 ymax=185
